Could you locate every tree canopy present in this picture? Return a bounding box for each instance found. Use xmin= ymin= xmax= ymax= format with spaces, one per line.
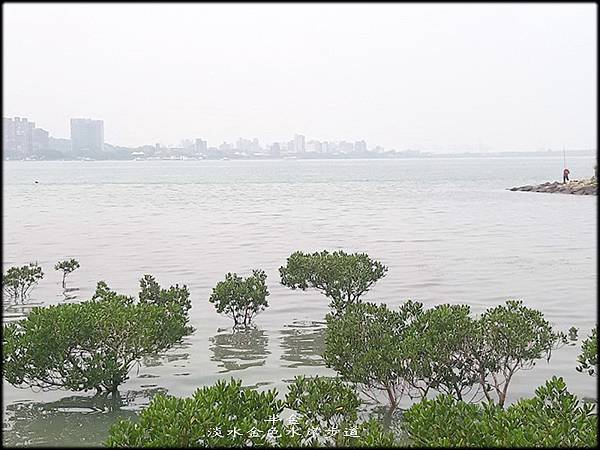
xmin=106 ymin=377 xmax=397 ymax=447
xmin=402 ymin=376 xmax=597 ymax=447
xmin=576 ymin=327 xmax=597 ymax=376
xmin=209 ymin=270 xmax=269 ymax=327
xmin=3 ymin=276 xmax=193 ymax=394
xmin=54 ymin=258 xmax=80 ymax=288
xmin=279 ymin=250 xmax=388 ymax=312
xmin=401 ymin=303 xmax=480 ymax=401
xmin=2 ymin=263 xmax=44 ymax=302
xmin=474 ymin=300 xmax=568 ymax=407
xmin=323 ymin=300 xmax=422 ymax=410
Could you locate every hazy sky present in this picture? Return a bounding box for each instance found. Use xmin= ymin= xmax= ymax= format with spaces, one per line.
xmin=3 ymin=3 xmax=597 ymax=151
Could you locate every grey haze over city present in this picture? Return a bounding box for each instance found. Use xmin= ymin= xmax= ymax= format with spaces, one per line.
xmin=3 ymin=3 xmax=597 ymax=153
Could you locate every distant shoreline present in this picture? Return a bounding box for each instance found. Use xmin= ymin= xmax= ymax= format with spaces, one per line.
xmin=4 ymin=150 xmax=597 ymax=162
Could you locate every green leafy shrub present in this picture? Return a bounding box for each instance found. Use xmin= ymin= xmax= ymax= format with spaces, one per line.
xmin=106 ymin=379 xmax=285 ymax=447
xmin=401 ymin=304 xmax=480 ymax=401
xmin=2 ymin=262 xmax=44 ymax=301
xmin=209 ymin=270 xmax=269 ymax=327
xmin=283 ymin=375 xmax=398 ymax=447
xmin=139 ymin=274 xmax=191 ymax=312
xmin=402 ymin=376 xmax=597 ymax=447
xmin=324 ymin=299 xmax=567 ymax=410
xmin=3 ymin=276 xmax=192 ymax=394
xmin=568 ymin=325 xmax=579 ymax=341
xmin=323 ymin=301 xmax=423 ymax=410
xmin=54 ymin=258 xmax=80 ymax=288
xmin=577 ymin=327 xmax=597 ymax=376
xmin=279 ymin=250 xmax=388 ymax=313
xmin=106 ymin=377 xmax=398 ymax=447
xmin=474 ymin=300 xmax=568 ymax=407
xmin=285 ymin=375 xmax=360 ymax=430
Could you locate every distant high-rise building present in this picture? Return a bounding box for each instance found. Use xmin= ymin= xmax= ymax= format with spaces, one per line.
xmin=294 ymin=134 xmax=305 ymax=153
xmin=236 ymin=137 xmax=250 ymax=152
xmin=270 ymin=142 xmax=281 ymax=157
xmin=251 ymin=138 xmax=260 ymax=153
xmin=70 ymin=118 xmax=104 ymax=153
xmin=307 ymin=140 xmax=322 ymax=153
xmin=32 ymin=128 xmax=50 ymax=154
xmin=339 ymin=141 xmax=354 ymax=154
xmin=219 ymin=141 xmax=233 ymax=152
xmin=180 ymin=139 xmax=194 ymax=150
xmin=354 ymin=140 xmax=367 ymax=153
xmin=287 ymin=140 xmax=295 ymax=154
xmin=195 ymin=138 xmax=207 ymax=154
xmin=3 ymin=117 xmax=35 ymax=157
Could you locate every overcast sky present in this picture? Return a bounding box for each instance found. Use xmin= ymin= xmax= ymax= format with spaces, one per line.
xmin=3 ymin=3 xmax=597 ymax=151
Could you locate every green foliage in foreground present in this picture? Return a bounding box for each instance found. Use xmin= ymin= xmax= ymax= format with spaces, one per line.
xmin=209 ymin=270 xmax=269 ymax=327
xmin=3 ymin=276 xmax=192 ymax=393
xmin=324 ymin=299 xmax=569 ymax=411
xmin=285 ymin=375 xmax=360 ymax=430
xmin=279 ymin=250 xmax=388 ymax=313
xmin=54 ymin=258 xmax=80 ymax=288
xmin=475 ymin=300 xmax=568 ymax=407
xmin=2 ymin=262 xmax=44 ymax=301
xmin=324 ymin=301 xmax=423 ymax=410
xmin=577 ymin=327 xmax=597 ymax=376
xmin=402 ymin=376 xmax=597 ymax=447
xmin=401 ymin=303 xmax=480 ymax=401
xmin=106 ymin=377 xmax=397 ymax=447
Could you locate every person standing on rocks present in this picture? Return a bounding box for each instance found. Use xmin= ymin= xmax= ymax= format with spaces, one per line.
xmin=563 ymin=167 xmax=570 ymax=183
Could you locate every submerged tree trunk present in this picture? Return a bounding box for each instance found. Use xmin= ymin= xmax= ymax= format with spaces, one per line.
xmin=385 ymin=384 xmax=398 ymax=411
xmin=381 ymin=406 xmax=394 ymax=430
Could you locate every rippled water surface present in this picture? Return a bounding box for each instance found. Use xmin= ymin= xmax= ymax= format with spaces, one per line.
xmin=2 ymin=157 xmax=597 ymax=446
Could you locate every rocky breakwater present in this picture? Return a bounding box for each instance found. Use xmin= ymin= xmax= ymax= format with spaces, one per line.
xmin=509 ymin=178 xmax=597 ymax=195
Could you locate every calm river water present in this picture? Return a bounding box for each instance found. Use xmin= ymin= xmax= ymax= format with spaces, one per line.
xmin=2 ymin=157 xmax=597 ymax=446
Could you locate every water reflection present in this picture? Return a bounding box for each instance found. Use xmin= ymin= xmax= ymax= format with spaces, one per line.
xmin=2 ymin=387 xmax=164 ymax=447
xmin=141 ymin=340 xmax=192 ymax=368
xmin=279 ymin=320 xmax=326 ymax=368
xmin=210 ymin=327 xmax=269 ymax=373
xmin=2 ymin=299 xmax=43 ymax=324
xmin=61 ymin=292 xmax=77 ymax=301
xmin=60 ymin=287 xmax=80 ymax=301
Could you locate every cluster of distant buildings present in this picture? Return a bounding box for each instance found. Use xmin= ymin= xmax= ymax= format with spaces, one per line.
xmin=9 ymin=115 xmax=589 ymax=161
xmin=3 ymin=117 xmax=105 ymax=160
xmin=3 ymin=116 xmax=414 ymax=160
xmin=209 ymin=134 xmax=374 ymax=158
xmin=138 ymin=134 xmax=395 ymax=160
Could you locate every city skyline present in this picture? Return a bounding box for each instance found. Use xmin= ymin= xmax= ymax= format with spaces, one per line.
xmin=5 ymin=114 xmax=596 ymax=161
xmin=3 ymin=4 xmax=596 ymax=151
xmin=2 ymin=114 xmax=399 ymax=158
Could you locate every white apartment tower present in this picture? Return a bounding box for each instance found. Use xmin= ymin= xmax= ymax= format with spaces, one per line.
xmin=294 ymin=134 xmax=305 ymax=153
xmin=70 ymin=118 xmax=104 ymax=154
